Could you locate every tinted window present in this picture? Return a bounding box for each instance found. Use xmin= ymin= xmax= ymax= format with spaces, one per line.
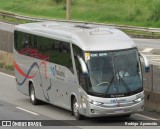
xmin=14 ymin=31 xmax=73 ymax=73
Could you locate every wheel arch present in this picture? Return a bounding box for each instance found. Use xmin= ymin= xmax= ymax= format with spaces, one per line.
xmin=28 ymin=79 xmax=35 ymax=95
xmin=71 ymin=93 xmax=77 ymax=111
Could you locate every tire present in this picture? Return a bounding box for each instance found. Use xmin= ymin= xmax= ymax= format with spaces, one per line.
xmin=72 ymin=97 xmax=83 ymax=120
xmin=29 ymin=84 xmax=40 ymax=105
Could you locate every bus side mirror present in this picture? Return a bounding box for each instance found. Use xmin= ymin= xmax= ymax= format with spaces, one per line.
xmin=139 ymin=53 xmax=150 ymax=72
xmin=77 ymin=55 xmax=89 ymax=77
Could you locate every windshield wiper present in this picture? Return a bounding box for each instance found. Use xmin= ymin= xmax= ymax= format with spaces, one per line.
xmin=105 ymin=75 xmax=115 ymax=94
xmin=119 ymin=77 xmax=131 ymax=93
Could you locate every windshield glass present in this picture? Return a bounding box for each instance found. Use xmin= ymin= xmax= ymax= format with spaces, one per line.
xmin=85 ymin=49 xmax=142 ymax=97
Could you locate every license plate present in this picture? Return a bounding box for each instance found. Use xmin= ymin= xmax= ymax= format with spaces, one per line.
xmin=114 ymin=109 xmax=124 ymax=113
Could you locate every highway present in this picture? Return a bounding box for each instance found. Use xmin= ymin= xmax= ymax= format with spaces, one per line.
xmin=134 ymin=38 xmax=160 ymax=49
xmin=133 ymin=38 xmax=160 ymax=65
xmin=0 ymin=21 xmax=160 ymax=128
xmin=0 ymin=72 xmax=159 ymax=128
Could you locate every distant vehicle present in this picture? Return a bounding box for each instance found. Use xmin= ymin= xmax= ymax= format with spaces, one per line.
xmin=13 ymin=21 xmax=150 ymax=120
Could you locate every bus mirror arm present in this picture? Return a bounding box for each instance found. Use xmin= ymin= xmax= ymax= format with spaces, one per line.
xmin=139 ymin=53 xmax=150 ymax=72
xmin=77 ymin=55 xmax=89 ymax=77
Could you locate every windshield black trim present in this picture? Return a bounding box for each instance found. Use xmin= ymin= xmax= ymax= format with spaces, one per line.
xmin=84 ymin=47 xmax=138 ymax=53
xmin=87 ymin=87 xmax=143 ymax=98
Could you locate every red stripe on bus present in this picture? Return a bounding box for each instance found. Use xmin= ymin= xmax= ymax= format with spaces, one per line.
xmin=14 ymin=60 xmax=48 ymax=79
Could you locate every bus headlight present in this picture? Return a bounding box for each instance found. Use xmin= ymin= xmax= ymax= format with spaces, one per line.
xmin=89 ymin=100 xmax=103 ymax=106
xmin=133 ymin=97 xmax=143 ymax=103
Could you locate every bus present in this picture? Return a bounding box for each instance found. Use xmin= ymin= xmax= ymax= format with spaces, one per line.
xmin=13 ymin=21 xmax=150 ymax=120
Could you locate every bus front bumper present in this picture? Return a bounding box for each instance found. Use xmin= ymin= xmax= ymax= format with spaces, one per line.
xmin=86 ymin=100 xmax=144 ymax=117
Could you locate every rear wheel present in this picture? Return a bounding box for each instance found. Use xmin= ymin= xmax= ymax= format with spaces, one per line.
xmin=29 ymin=84 xmax=40 ymax=105
xmin=72 ymin=97 xmax=83 ymax=120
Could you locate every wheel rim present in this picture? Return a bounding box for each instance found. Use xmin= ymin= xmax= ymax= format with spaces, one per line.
xmin=73 ymin=100 xmax=79 ymax=116
xmin=31 ymin=88 xmax=35 ymax=102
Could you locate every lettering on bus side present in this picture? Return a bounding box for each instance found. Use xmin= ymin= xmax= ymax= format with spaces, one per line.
xmin=50 ymin=65 xmax=65 ymax=78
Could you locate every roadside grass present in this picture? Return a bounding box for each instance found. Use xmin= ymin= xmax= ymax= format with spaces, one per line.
xmin=0 ymin=62 xmax=5 ymax=68
xmin=4 ymin=64 xmax=14 ymax=71
xmin=0 ymin=61 xmax=14 ymax=71
xmin=0 ymin=0 xmax=160 ymax=28
xmin=1 ymin=13 xmax=160 ymax=38
xmin=0 ymin=15 xmax=29 ymax=24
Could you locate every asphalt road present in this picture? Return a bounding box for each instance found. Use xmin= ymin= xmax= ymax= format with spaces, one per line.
xmin=0 ymin=21 xmax=160 ymax=49
xmin=0 ymin=21 xmax=160 ymax=128
xmin=133 ymin=38 xmax=160 ymax=49
xmin=1 ymin=21 xmax=160 ymax=66
xmin=0 ymin=72 xmax=159 ymax=129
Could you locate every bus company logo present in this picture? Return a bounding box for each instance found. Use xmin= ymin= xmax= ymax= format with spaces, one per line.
xmin=110 ymin=99 xmax=126 ymax=103
xmin=50 ymin=65 xmax=65 ymax=77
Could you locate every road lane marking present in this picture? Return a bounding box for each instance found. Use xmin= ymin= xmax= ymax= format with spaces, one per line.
xmin=142 ymin=48 xmax=153 ymax=53
xmin=16 ymin=107 xmax=39 ymax=116
xmin=135 ymin=113 xmax=158 ymax=120
xmin=0 ymin=72 xmax=15 ymax=78
xmin=0 ymin=72 xmax=159 ymax=120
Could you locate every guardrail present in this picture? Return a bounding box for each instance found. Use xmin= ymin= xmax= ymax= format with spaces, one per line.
xmin=0 ymin=11 xmax=160 ymax=33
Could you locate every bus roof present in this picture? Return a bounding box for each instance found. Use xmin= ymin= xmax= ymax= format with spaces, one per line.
xmin=15 ymin=21 xmax=136 ymax=51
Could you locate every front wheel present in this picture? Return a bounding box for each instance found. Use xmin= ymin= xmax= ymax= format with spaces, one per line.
xmin=29 ymin=84 xmax=40 ymax=105
xmin=72 ymin=97 xmax=83 ymax=120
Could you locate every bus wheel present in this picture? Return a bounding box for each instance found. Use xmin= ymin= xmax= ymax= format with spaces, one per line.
xmin=72 ymin=97 xmax=83 ymax=120
xmin=29 ymin=84 xmax=39 ymax=105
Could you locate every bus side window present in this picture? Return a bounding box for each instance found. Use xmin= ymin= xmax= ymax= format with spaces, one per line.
xmin=73 ymin=44 xmax=87 ymax=91
xmin=22 ymin=33 xmax=32 ymax=49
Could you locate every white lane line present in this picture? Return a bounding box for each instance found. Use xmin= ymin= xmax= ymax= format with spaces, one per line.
xmin=16 ymin=107 xmax=39 ymax=116
xmin=135 ymin=113 xmax=158 ymax=120
xmin=0 ymin=72 xmax=15 ymax=78
xmin=0 ymin=72 xmax=159 ymax=120
xmin=142 ymin=48 xmax=153 ymax=53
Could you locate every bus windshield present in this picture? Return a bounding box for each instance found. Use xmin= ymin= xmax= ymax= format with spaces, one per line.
xmin=85 ymin=49 xmax=142 ymax=98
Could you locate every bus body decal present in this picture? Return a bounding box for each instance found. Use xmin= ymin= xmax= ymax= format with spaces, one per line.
xmin=14 ymin=60 xmax=48 ymax=85
xmin=14 ymin=60 xmax=52 ymax=102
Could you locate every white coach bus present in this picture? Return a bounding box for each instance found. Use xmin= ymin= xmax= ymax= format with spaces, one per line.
xmin=13 ymin=21 xmax=149 ymax=120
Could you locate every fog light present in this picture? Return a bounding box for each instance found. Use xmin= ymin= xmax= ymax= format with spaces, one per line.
xmin=91 ymin=109 xmax=95 ymax=113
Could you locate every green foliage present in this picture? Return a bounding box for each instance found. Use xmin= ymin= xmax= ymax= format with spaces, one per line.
xmin=0 ymin=0 xmax=159 ymax=27
xmin=0 ymin=61 xmax=13 ymax=71
xmin=4 ymin=65 xmax=14 ymax=71
xmin=53 ymin=0 xmax=65 ymax=4
xmin=0 ymin=62 xmax=5 ymax=68
xmin=149 ymin=0 xmax=160 ymax=22
xmin=53 ymin=0 xmax=76 ymax=5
